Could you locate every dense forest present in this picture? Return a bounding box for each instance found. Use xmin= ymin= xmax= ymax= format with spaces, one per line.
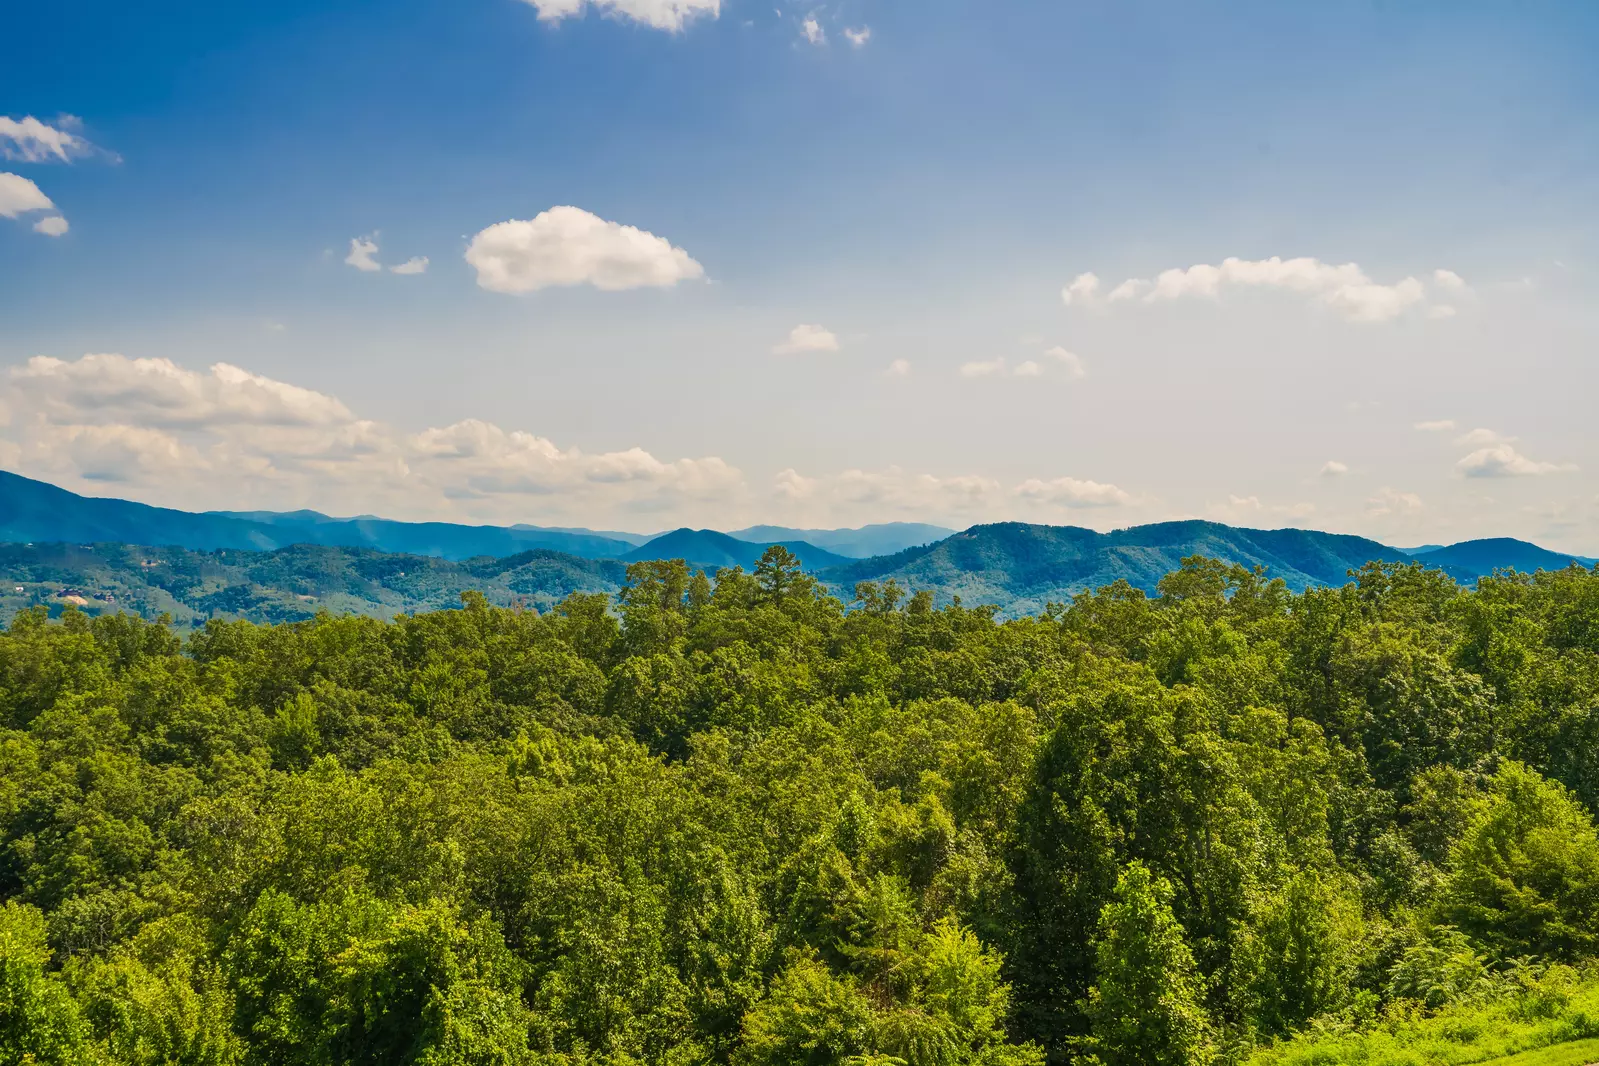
xmin=5 ymin=548 xmax=1599 ymax=1066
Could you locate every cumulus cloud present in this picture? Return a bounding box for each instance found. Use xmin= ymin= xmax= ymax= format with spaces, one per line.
xmin=1044 ymin=346 xmax=1087 ymax=379
xmin=844 ymin=26 xmax=871 ymax=46
xmin=1061 ymin=272 xmax=1100 ymax=306
xmin=1015 ymin=477 xmax=1133 ymax=508
xmin=1433 ymin=269 xmax=1468 ymax=291
xmin=1456 ymin=442 xmax=1575 ymax=479
xmin=1013 ymin=360 xmax=1043 ymax=377
xmin=773 ymin=324 xmax=839 ymax=354
xmin=0 ymin=116 xmax=96 ymax=163
xmin=517 ymin=0 xmax=719 ymax=31
xmin=0 ymin=172 xmax=54 ymax=218
xmin=33 ymin=215 xmax=68 ymax=237
xmin=4 ymin=354 xmax=1145 ymax=528
xmin=345 ymin=235 xmax=382 ymax=272
xmin=389 ymin=256 xmax=429 ymax=275
xmin=1320 ymin=460 xmax=1348 ymax=477
xmin=1366 ymin=487 xmax=1423 ymax=517
xmin=883 ymin=358 xmax=911 ymax=378
xmin=465 ymin=206 xmax=704 ymax=294
xmin=1064 ymin=255 xmax=1458 ymax=322
xmin=2 ymin=353 xmax=743 ymax=524
xmin=1415 ymin=419 xmax=1456 ymax=432
xmin=801 ymin=16 xmax=825 ymax=44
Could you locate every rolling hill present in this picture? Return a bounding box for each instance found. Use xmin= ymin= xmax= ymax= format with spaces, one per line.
xmin=622 ymin=529 xmax=851 ymax=571
xmin=0 ymin=470 xmax=638 ymax=560
xmin=0 ymin=541 xmax=627 ymax=626
xmin=726 ymin=522 xmax=955 ymax=558
xmin=1409 ymin=538 xmax=1597 ymax=579
xmin=819 ymin=520 xmax=1420 ymax=617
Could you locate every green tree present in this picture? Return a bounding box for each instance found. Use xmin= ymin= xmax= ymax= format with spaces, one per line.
xmin=1085 ymin=863 xmax=1211 ymax=1066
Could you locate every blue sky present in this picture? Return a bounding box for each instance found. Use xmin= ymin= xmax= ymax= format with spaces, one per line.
xmin=3 ymin=0 xmax=1598 ymax=548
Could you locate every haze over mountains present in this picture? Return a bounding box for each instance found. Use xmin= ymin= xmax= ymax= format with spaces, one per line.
xmin=1 ymin=469 xmax=1595 ymax=625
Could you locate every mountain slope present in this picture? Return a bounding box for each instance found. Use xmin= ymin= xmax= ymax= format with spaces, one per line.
xmin=623 ymin=529 xmax=851 ymax=571
xmin=0 ymin=470 xmax=636 ymax=559
xmin=1410 ymin=538 xmax=1596 ymax=579
xmin=1 ymin=541 xmax=626 ymax=625
xmin=821 ymin=520 xmax=1416 ymax=616
xmin=726 ymin=522 xmax=955 ymax=558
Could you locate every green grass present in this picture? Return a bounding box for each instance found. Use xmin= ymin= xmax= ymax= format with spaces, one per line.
xmin=1476 ymin=1037 xmax=1599 ymax=1066
xmin=1247 ymin=980 xmax=1599 ymax=1066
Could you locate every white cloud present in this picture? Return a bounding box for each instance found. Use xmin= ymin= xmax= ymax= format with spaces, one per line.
xmin=1456 ymin=443 xmax=1574 ymax=479
xmin=773 ymin=324 xmax=839 ymax=354
xmin=2 ymin=353 xmax=744 ymax=524
xmin=1209 ymin=494 xmax=1316 ymax=523
xmin=1455 ymin=427 xmax=1511 ymax=447
xmin=32 ymin=215 xmax=68 ymax=237
xmin=1320 ymin=460 xmax=1348 ymax=477
xmin=345 ymin=235 xmax=382 ymax=272
xmin=465 ymin=206 xmax=704 ymax=294
xmin=1015 ymin=477 xmax=1133 ymax=508
xmin=10 ymin=354 xmax=355 ymax=428
xmin=801 ymin=16 xmax=825 ymax=44
xmin=1060 ymin=272 xmax=1100 ymax=306
xmin=962 ymin=349 xmax=1085 ymax=381
xmin=389 ymin=256 xmax=428 ymax=275
xmin=0 ymin=353 xmax=1154 ymax=529
xmin=518 ymin=0 xmax=719 ymax=31
xmin=844 ymin=26 xmax=871 ymax=46
xmin=1044 ymin=346 xmax=1087 ymax=379
xmin=0 ymin=172 xmax=54 ymax=218
xmin=1414 ymin=419 xmax=1456 ymax=432
xmin=0 ymin=116 xmax=93 ymax=163
xmin=1066 ymin=255 xmax=1455 ymax=322
xmin=1433 ymin=268 xmax=1468 ymax=291
xmin=883 ymin=358 xmax=911 ymax=378
xmin=1366 ymin=487 xmax=1424 ymax=517
xmin=960 ymin=358 xmax=1006 ymax=378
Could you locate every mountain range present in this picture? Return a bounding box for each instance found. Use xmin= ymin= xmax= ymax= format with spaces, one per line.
xmin=0 ymin=470 xmax=938 ymax=564
xmin=1 ymin=470 xmax=1594 ymax=625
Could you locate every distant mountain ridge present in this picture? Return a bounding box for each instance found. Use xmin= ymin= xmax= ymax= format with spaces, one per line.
xmin=818 ymin=520 xmax=1422 ymax=617
xmin=0 ymin=471 xmax=918 ymax=564
xmin=728 ymin=522 xmax=954 ymax=558
xmin=4 ymin=471 xmax=1596 ymax=626
xmin=622 ymin=529 xmax=851 ymax=571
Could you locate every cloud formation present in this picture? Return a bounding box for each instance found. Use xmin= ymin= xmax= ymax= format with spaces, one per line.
xmin=345 ymin=235 xmax=382 ymax=272
xmin=0 ymin=172 xmax=54 ymax=218
xmin=389 ymin=256 xmax=429 ymax=275
xmin=0 ymin=116 xmax=95 ymax=163
xmin=801 ymin=16 xmax=825 ymax=44
xmin=1320 ymin=460 xmax=1348 ymax=477
xmin=773 ymin=324 xmax=839 ymax=354
xmin=33 ymin=216 xmax=68 ymax=237
xmin=465 ymin=206 xmax=704 ymax=294
xmin=1062 ymin=256 xmax=1462 ymax=322
xmin=844 ymin=27 xmax=871 ymax=47
xmin=518 ymin=0 xmax=719 ymax=31
xmin=3 ymin=354 xmax=1142 ymax=529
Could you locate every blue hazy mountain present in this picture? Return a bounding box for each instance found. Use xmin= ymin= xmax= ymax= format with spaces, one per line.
xmin=622 ymin=529 xmax=852 ymax=571
xmin=1409 ymin=538 xmax=1596 ymax=579
xmin=0 ymin=470 xmax=637 ymax=560
xmin=819 ymin=520 xmax=1422 ymax=617
xmin=727 ymin=522 xmax=955 ymax=558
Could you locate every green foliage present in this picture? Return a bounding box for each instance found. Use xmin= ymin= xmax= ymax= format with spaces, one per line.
xmin=1085 ymin=863 xmax=1212 ymax=1066
xmin=3 ymin=556 xmax=1599 ymax=1065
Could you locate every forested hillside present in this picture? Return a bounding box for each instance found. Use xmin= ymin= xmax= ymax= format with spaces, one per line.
xmin=6 ymin=550 xmax=1599 ymax=1065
